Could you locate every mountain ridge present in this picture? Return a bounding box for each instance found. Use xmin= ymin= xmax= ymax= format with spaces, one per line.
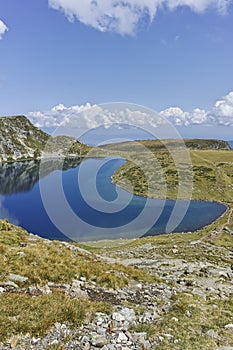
xmin=0 ymin=115 xmax=90 ymax=162
xmin=0 ymin=115 xmax=231 ymax=162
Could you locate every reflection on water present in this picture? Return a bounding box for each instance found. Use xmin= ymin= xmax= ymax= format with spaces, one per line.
xmin=0 ymin=158 xmax=84 ymax=194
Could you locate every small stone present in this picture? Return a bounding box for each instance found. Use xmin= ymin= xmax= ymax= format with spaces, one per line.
xmin=0 ymin=287 xmax=5 ymax=293
xmin=118 ymin=332 xmax=128 ymax=342
xmin=10 ymin=336 xmax=18 ymax=348
xmin=50 ymin=340 xmax=59 ymax=346
xmin=112 ymin=312 xmax=125 ymax=322
xmin=192 ymin=288 xmax=206 ymax=299
xmin=81 ymin=336 xmax=90 ymax=343
xmin=164 ymin=333 xmax=173 ymax=339
xmin=96 ymin=317 xmax=105 ymax=326
xmin=96 ymin=327 xmax=106 ymax=335
xmin=72 ymin=279 xmax=84 ymax=288
xmin=206 ymin=329 xmax=218 ymax=339
xmin=8 ymin=273 xmax=28 ymax=283
xmin=224 ymin=323 xmax=233 ymax=329
xmin=31 ymin=338 xmax=40 ymax=345
xmin=190 ymin=240 xmax=201 ymax=245
xmin=120 ymin=308 xmax=136 ymax=323
xmin=105 ymin=345 xmax=116 ymax=350
xmin=8 ymin=316 xmax=18 ymax=322
xmin=219 ymin=271 xmax=232 ymax=280
xmin=158 ymin=335 xmax=164 ymax=342
xmin=133 ymin=332 xmax=147 ymax=342
xmin=83 ymin=342 xmax=91 ymax=350
xmin=39 ymin=285 xmax=52 ymax=295
xmin=17 ymin=251 xmax=25 ymax=255
xmin=91 ymin=335 xmax=108 ymax=347
xmin=4 ymin=281 xmax=18 ymax=288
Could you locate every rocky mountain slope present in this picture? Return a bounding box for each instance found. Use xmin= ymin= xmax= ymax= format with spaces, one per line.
xmin=0 ymin=116 xmax=90 ymax=162
xmin=0 ymin=219 xmax=232 ymax=350
xmin=0 ymin=116 xmax=49 ymax=162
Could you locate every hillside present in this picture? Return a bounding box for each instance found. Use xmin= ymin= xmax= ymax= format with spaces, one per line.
xmin=0 ymin=116 xmax=49 ymax=162
xmin=0 ymin=122 xmax=232 ymax=349
xmin=0 ymin=116 xmax=90 ymax=162
xmin=0 ymin=218 xmax=232 ymax=349
xmin=100 ymin=139 xmax=233 ymax=202
xmin=102 ymin=138 xmax=231 ymax=152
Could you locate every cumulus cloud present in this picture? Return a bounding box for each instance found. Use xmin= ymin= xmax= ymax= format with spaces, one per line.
xmin=160 ymin=91 xmax=233 ymax=126
xmin=211 ymin=91 xmax=233 ymax=125
xmin=0 ymin=20 xmax=8 ymax=40
xmin=48 ymin=0 xmax=231 ymax=35
xmin=28 ymin=103 xmax=163 ymax=133
xmin=28 ymin=91 xmax=233 ymax=132
xmin=159 ymin=107 xmax=190 ymax=126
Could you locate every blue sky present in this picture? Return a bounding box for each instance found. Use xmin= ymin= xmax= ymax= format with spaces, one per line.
xmin=1 ymin=0 xmax=233 ymax=139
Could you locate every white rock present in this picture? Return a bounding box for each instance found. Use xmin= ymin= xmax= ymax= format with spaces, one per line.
xmin=112 ymin=312 xmax=125 ymax=322
xmin=8 ymin=273 xmax=28 ymax=283
xmin=118 ymin=332 xmax=128 ymax=342
xmin=72 ymin=279 xmax=84 ymax=288
xmin=224 ymin=323 xmax=233 ymax=329
xmin=91 ymin=335 xmax=108 ymax=347
xmin=190 ymin=240 xmax=201 ymax=245
xmin=206 ymin=329 xmax=218 ymax=339
xmin=121 ymin=308 xmax=136 ymax=323
xmin=4 ymin=281 xmax=18 ymax=288
xmin=164 ymin=333 xmax=173 ymax=339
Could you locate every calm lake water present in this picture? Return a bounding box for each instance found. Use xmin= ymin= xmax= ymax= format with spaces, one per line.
xmin=0 ymin=158 xmax=227 ymax=242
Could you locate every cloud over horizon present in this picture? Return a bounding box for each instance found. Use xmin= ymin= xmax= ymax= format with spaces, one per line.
xmin=28 ymin=91 xmax=233 ymax=132
xmin=0 ymin=20 xmax=8 ymax=40
xmin=48 ymin=0 xmax=232 ymax=35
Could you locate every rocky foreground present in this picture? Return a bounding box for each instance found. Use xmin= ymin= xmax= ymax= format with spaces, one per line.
xmin=0 ymin=220 xmax=232 ymax=350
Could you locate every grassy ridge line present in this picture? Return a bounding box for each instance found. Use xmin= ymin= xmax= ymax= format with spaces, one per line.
xmin=102 ymin=139 xmax=231 ymax=151
xmin=102 ymin=143 xmax=233 ymax=202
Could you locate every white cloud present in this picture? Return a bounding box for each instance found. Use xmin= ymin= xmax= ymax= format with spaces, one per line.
xmin=0 ymin=20 xmax=8 ymax=40
xmin=166 ymin=0 xmax=230 ymax=14
xmin=159 ymin=91 xmax=233 ymax=126
xmin=210 ymin=91 xmax=233 ymax=125
xmin=48 ymin=0 xmax=232 ymax=35
xmin=159 ymin=107 xmax=191 ymax=126
xmin=28 ymin=103 xmax=163 ymax=132
xmin=28 ymin=91 xmax=233 ymax=131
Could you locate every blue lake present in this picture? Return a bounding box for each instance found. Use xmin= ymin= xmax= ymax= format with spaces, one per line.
xmin=0 ymin=158 xmax=227 ymax=242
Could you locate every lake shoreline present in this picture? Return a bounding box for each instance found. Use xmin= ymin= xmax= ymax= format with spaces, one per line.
xmin=0 ymin=156 xmax=230 ymax=242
